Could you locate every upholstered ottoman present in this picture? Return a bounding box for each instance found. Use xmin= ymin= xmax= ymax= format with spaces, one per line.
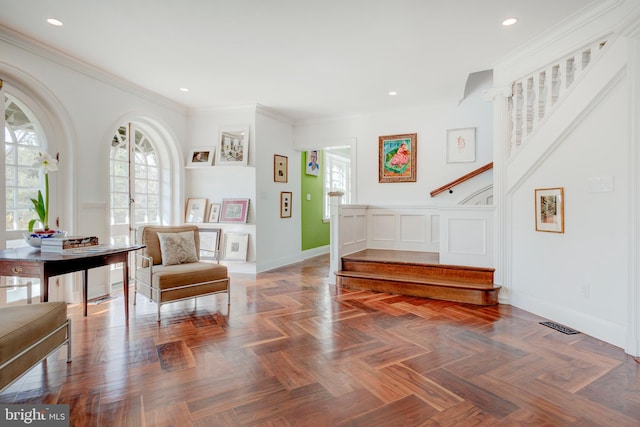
xmin=0 ymin=302 xmax=71 ymax=392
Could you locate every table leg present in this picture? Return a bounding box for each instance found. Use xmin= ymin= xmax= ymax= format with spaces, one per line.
xmin=123 ymin=257 xmax=129 ymax=322
xmin=82 ymin=269 xmax=88 ymax=316
xmin=39 ymin=266 xmax=48 ymax=303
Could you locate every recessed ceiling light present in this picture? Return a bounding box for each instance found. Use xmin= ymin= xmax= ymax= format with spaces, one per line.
xmin=502 ymin=17 xmax=518 ymax=26
xmin=46 ymin=18 xmax=63 ymax=27
xmin=179 ymin=88 xmax=189 ymax=92
xmin=388 ymin=91 xmax=398 ymax=96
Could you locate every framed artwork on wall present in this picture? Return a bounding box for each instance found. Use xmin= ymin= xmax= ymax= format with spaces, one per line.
xmin=216 ymin=126 xmax=249 ymax=166
xmin=187 ymin=147 xmax=215 ymax=167
xmin=280 ymin=191 xmax=292 ymax=218
xmin=535 ymin=187 xmax=564 ymax=233
xmin=378 ymin=133 xmax=417 ymax=183
xmin=185 ymin=198 xmax=207 ymax=223
xmin=208 ymin=203 xmax=221 ymax=223
xmin=447 ymin=127 xmax=476 ymax=163
xmin=274 ymin=154 xmax=288 ymax=182
xmin=220 ymin=198 xmax=250 ymax=223
xmin=199 ymin=228 xmax=221 ymax=261
xmin=223 ymin=233 xmax=249 ymax=261
xmin=306 ymin=150 xmax=320 ymax=176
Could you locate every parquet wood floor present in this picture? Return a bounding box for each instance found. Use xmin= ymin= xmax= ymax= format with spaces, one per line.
xmin=1 ymin=254 xmax=639 ymax=426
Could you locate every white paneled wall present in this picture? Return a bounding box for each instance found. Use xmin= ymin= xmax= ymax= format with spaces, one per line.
xmin=439 ymin=206 xmax=494 ymax=268
xmin=328 ymin=196 xmax=495 ymax=278
xmin=368 ymin=207 xmax=440 ymax=252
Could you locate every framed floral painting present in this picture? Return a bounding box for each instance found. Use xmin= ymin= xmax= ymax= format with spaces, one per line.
xmin=378 ymin=133 xmax=417 ymax=183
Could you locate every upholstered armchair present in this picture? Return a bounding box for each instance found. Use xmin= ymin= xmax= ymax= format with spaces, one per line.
xmin=134 ymin=225 xmax=230 ymax=321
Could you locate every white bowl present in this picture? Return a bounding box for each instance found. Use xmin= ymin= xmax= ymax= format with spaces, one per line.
xmin=23 ymin=230 xmax=67 ymax=248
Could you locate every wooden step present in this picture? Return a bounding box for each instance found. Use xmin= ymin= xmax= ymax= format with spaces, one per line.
xmin=336 ymin=249 xmax=500 ymax=306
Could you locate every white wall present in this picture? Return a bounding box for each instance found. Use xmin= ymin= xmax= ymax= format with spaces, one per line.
xmin=254 ymin=108 xmax=300 ymax=272
xmin=0 ymin=30 xmax=188 ymax=300
xmin=186 ymin=106 xmax=257 ymax=273
xmin=510 ymin=72 xmax=630 ymax=347
xmin=491 ymin=0 xmax=640 ymax=354
xmin=293 ymin=76 xmax=494 ymax=206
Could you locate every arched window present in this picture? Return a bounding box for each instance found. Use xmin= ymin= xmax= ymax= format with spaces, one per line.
xmin=4 ymin=93 xmax=48 ymax=239
xmin=2 ymin=87 xmax=50 ymax=304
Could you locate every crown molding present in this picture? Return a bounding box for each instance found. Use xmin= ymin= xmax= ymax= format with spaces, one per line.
xmin=256 ymin=104 xmax=295 ymax=125
xmin=188 ymin=103 xmax=257 ymax=116
xmin=0 ymin=24 xmax=187 ymax=114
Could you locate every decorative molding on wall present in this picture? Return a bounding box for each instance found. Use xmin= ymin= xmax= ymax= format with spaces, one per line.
xmin=368 ymin=208 xmax=439 ymax=252
xmin=447 ymin=218 xmax=487 ymax=255
xmin=439 ymin=206 xmax=494 ymax=268
xmin=256 ymin=104 xmax=295 ymax=125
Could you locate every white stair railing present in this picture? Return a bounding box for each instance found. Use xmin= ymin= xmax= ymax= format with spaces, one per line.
xmin=508 ymin=39 xmax=608 ymax=156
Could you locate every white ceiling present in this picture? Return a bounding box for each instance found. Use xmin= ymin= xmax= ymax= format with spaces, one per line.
xmin=0 ymin=0 xmax=596 ymax=122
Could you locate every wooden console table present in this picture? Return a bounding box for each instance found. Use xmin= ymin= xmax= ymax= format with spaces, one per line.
xmin=0 ymin=245 xmax=144 ymax=320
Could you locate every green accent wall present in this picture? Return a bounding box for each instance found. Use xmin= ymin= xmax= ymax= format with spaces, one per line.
xmin=301 ymin=151 xmax=330 ymax=250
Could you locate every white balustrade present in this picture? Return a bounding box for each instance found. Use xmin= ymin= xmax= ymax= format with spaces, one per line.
xmin=507 ymin=38 xmax=607 ymax=157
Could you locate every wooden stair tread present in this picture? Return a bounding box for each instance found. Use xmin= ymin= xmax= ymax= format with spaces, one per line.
xmin=336 ymin=249 xmax=500 ymax=305
xmin=335 ymin=270 xmax=500 ymax=290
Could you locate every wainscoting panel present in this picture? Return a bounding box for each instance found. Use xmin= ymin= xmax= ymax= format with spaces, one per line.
xmin=368 ymin=207 xmax=439 ymax=252
xmin=339 ymin=207 xmax=368 ymax=257
xmin=431 ymin=214 xmax=440 ymax=244
xmin=448 ymin=218 xmax=487 ymax=255
xmin=399 ymin=215 xmax=426 ymax=243
xmin=370 ymin=214 xmax=396 ymax=241
xmin=439 ymin=206 xmax=494 ymax=268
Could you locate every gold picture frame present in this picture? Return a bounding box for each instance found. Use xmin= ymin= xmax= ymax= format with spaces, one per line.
xmin=378 ymin=133 xmax=417 ymax=183
xmin=274 ymin=154 xmax=288 ymax=182
xmin=280 ymin=191 xmax=292 ymax=218
xmin=535 ymin=187 xmax=564 ymax=233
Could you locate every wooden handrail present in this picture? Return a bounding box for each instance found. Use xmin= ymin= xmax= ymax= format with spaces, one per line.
xmin=430 ymin=162 xmax=493 ymax=197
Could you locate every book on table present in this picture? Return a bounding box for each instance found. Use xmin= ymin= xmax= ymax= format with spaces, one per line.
xmin=41 ymin=236 xmax=99 ymax=252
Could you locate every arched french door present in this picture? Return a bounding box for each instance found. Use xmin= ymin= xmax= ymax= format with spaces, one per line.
xmin=109 ymin=123 xmax=162 ymax=286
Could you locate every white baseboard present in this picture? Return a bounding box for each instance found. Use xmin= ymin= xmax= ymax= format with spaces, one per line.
xmin=302 ymin=245 xmax=329 ymax=259
xmin=512 ymin=292 xmax=627 ymax=350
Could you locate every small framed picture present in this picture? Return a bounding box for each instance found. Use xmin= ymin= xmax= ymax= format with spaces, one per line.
xmin=199 ymin=228 xmax=221 ymax=261
xmin=535 ymin=187 xmax=564 ymax=233
xmin=223 ymin=233 xmax=249 ymax=261
xmin=280 ymin=191 xmax=292 ymax=218
xmin=447 ymin=127 xmax=476 ymax=163
xmin=274 ymin=154 xmax=288 ymax=182
xmin=306 ymin=150 xmax=320 ymax=176
xmin=379 ymin=133 xmax=417 ymax=183
xmin=187 ymin=147 xmax=215 ymax=167
xmin=208 ymin=203 xmax=221 ymax=223
xmin=185 ymin=198 xmax=207 ymax=223
xmin=216 ymin=126 xmax=250 ymax=166
xmin=220 ymin=198 xmax=250 ymax=223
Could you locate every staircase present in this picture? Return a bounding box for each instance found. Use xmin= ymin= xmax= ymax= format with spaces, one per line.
xmin=335 ymin=249 xmax=500 ymax=305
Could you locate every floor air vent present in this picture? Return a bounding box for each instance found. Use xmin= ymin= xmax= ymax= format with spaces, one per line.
xmin=540 ymin=321 xmax=579 ymax=335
